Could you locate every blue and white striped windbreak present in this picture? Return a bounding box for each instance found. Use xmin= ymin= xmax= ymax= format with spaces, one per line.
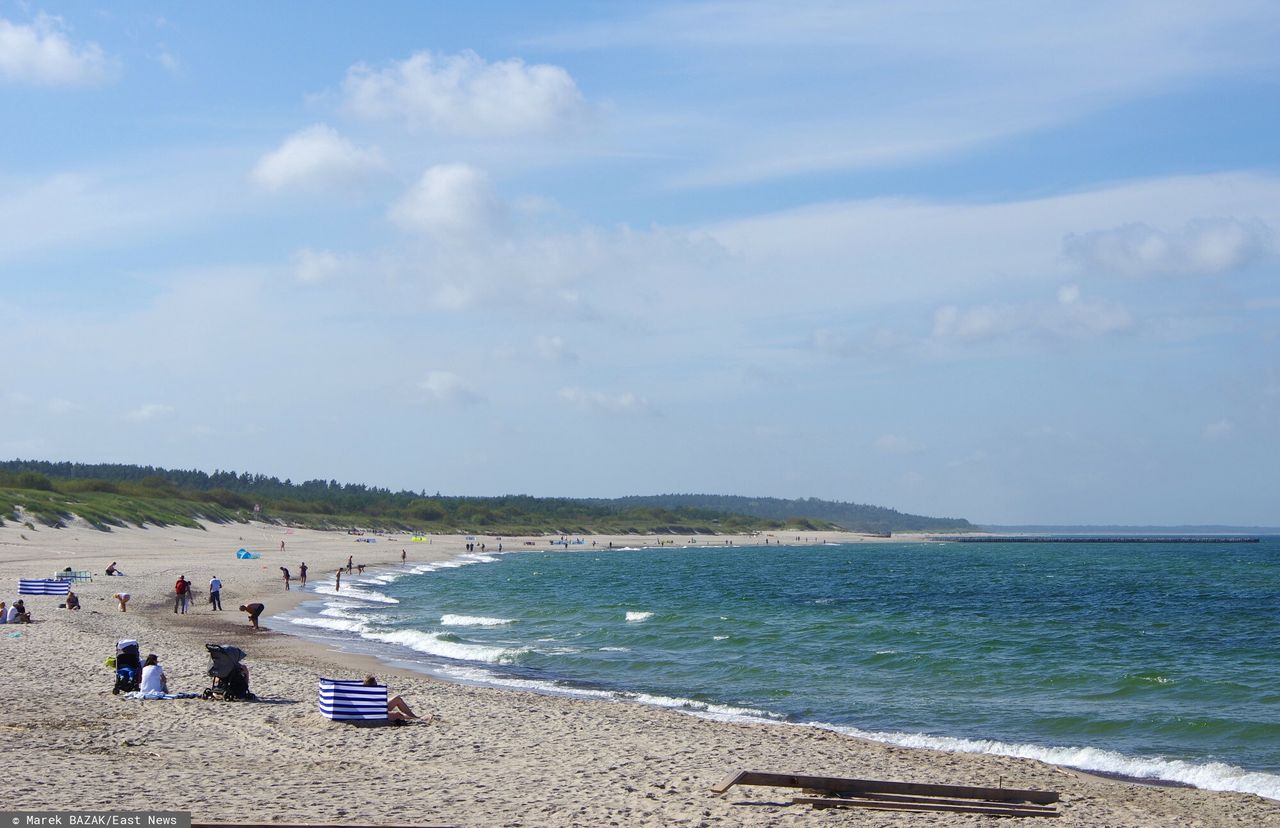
xmin=318 ymin=678 xmax=388 ymax=721
xmin=18 ymin=579 xmax=71 ymax=596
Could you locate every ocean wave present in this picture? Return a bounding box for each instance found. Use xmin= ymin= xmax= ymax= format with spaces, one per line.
xmin=286 ymin=616 xmax=370 ymax=634
xmin=366 ymin=628 xmax=525 ymax=664
xmin=816 ymin=723 xmax=1280 ymax=801
xmin=441 ymin=614 xmax=514 ymax=627
xmin=309 ymin=584 xmax=399 ymax=604
xmin=625 ymin=611 xmax=653 ymax=622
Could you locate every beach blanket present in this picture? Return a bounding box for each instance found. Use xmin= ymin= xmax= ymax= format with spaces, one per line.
xmin=121 ymin=691 xmax=200 ymax=700
xmin=18 ymin=579 xmax=71 ymax=595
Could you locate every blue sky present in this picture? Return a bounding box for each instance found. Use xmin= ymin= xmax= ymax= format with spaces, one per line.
xmin=2 ymin=1 xmax=1278 ymax=525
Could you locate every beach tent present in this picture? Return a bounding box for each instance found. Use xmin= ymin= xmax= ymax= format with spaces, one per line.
xmin=235 ymin=549 xmax=259 ymax=559
xmin=318 ymin=678 xmax=387 ymax=721
xmin=18 ymin=578 xmax=71 ymax=595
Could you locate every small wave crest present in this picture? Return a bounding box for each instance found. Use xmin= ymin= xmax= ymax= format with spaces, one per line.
xmin=625 ymin=611 xmax=653 ymax=622
xmin=367 ymin=628 xmax=525 ymax=664
xmin=441 ymin=614 xmax=514 ymax=627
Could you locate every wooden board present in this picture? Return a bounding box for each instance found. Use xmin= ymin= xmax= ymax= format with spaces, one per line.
xmin=711 ymin=769 xmax=1059 ymax=805
xmin=793 ymin=795 xmax=1060 ymax=818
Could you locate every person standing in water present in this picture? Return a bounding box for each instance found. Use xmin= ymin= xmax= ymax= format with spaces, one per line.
xmin=335 ymin=569 xmax=342 ymax=592
xmin=298 ymin=562 xmax=307 ymax=586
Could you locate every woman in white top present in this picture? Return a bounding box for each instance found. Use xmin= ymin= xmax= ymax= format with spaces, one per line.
xmin=139 ymin=654 xmax=169 ymax=694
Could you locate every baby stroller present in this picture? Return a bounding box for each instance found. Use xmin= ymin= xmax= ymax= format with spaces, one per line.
xmin=112 ymin=639 xmax=142 ymax=694
xmin=203 ymin=644 xmax=255 ymax=701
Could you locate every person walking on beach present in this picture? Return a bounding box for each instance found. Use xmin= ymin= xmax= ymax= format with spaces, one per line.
xmin=401 ymin=548 xmax=406 ymax=563
xmin=346 ymin=555 xmax=353 ymax=573
xmin=280 ymin=540 xmax=285 ymax=552
xmin=209 ymin=575 xmax=223 ymax=611
xmin=299 ymin=562 xmax=307 ymax=586
xmin=174 ymin=576 xmax=190 ymax=614
xmin=239 ymin=602 xmax=265 ymax=630
xmin=280 ymin=566 xmax=291 ymax=591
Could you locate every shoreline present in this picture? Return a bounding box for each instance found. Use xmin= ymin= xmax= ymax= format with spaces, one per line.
xmin=2 ymin=520 xmax=1277 ymax=827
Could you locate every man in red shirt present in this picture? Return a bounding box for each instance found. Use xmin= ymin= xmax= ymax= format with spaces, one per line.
xmin=174 ymin=576 xmax=190 ymax=614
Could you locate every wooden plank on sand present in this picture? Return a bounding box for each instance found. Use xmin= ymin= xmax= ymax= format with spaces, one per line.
xmin=710 ymin=769 xmax=1059 ymax=805
xmin=793 ymin=796 xmax=1060 ymax=818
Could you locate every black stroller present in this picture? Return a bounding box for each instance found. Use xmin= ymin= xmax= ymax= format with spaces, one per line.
xmin=112 ymin=639 xmax=142 ymax=694
xmin=203 ymin=644 xmax=255 ymax=701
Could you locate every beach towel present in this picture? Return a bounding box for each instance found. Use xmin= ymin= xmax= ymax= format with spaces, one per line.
xmin=18 ymin=578 xmax=71 ymax=595
xmin=318 ymin=678 xmax=387 ymax=721
xmin=121 ymin=691 xmax=200 ymax=700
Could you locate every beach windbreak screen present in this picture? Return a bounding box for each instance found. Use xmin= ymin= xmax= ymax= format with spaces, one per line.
xmin=282 ymin=538 xmax=1280 ymax=799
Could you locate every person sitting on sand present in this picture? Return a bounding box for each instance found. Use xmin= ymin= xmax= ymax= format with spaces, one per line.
xmin=12 ymin=599 xmax=30 ymax=623
xmin=140 ymin=653 xmax=169 ymax=694
xmin=106 ymin=562 xmax=123 ymax=576
xmin=239 ymin=603 xmax=265 ymax=630
xmin=114 ymin=592 xmax=131 ymax=612
xmin=65 ymin=590 xmax=80 ymax=611
xmin=0 ymin=601 xmax=8 ymax=623
xmin=362 ymin=675 xmax=421 ymax=722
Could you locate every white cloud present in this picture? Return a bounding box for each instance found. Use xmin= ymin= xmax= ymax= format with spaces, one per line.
xmin=292 ymin=248 xmax=344 ymax=284
xmin=389 ymin=163 xmax=504 ymax=239
xmin=342 ymin=49 xmax=588 ymax=135
xmin=126 ymin=403 xmax=174 ymax=422
xmin=874 ymin=434 xmax=925 ymax=454
xmin=1203 ymin=419 xmax=1234 ymax=441
xmin=558 ymin=387 xmax=649 ymax=414
xmin=0 ymin=15 xmax=112 ymax=86
xmin=419 ymin=371 xmax=480 ymax=405
xmin=534 ymin=335 xmax=577 ymax=363
xmin=251 ymin=124 xmax=385 ymax=194
xmin=1064 ymin=218 xmax=1273 ymax=276
xmin=932 ymin=286 xmax=1132 ymax=345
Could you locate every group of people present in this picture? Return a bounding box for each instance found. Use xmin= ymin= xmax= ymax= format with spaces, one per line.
xmin=0 ymin=599 xmax=31 ymax=623
xmin=279 ymin=562 xmax=308 ymax=590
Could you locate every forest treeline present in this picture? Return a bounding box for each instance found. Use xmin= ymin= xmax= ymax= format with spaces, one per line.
xmin=0 ymin=459 xmax=969 ymax=533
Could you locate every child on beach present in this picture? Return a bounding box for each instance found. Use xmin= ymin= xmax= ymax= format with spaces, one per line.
xmin=280 ymin=567 xmax=291 ymax=591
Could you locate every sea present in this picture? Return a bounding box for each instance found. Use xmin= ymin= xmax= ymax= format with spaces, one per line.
xmin=278 ymin=537 xmax=1280 ymax=800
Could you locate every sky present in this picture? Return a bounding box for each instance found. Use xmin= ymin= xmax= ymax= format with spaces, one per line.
xmin=2 ymin=1 xmax=1278 ymax=525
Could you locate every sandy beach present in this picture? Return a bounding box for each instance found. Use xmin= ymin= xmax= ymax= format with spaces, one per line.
xmin=1 ymin=518 xmax=1276 ymax=827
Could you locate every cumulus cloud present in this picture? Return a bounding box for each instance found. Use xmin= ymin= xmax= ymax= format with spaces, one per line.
xmin=292 ymin=248 xmax=345 ymax=284
xmin=558 ymin=387 xmax=648 ymax=414
xmin=0 ymin=15 xmax=112 ymax=86
xmin=419 ymin=371 xmax=481 ymax=405
xmin=389 ymin=163 xmax=504 ymax=239
xmin=126 ymin=403 xmax=174 ymax=422
xmin=1064 ymin=218 xmax=1273 ymax=277
xmin=932 ymin=285 xmax=1132 ymax=344
xmin=341 ymin=49 xmax=588 ymax=135
xmin=251 ymin=124 xmax=385 ymax=194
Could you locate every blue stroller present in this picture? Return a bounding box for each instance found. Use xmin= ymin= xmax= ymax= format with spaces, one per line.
xmin=112 ymin=639 xmax=141 ymax=694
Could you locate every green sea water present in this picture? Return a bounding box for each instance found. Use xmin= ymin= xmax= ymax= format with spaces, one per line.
xmin=285 ymin=538 xmax=1280 ymax=798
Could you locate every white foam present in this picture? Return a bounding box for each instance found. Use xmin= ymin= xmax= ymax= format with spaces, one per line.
xmin=625 ymin=611 xmax=653 ymax=622
xmin=814 ymin=723 xmax=1280 ymax=801
xmin=366 ymin=628 xmax=525 ymax=664
xmin=286 ymin=616 xmax=370 ymax=634
xmin=712 ymin=635 xmax=729 ymax=641
xmin=441 ymin=614 xmax=514 ymax=627
xmin=599 ymin=647 xmax=630 ymax=652
xmin=309 ymin=584 xmax=399 ymax=603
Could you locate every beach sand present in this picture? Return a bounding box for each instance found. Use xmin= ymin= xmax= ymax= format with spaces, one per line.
xmin=1 ymin=518 xmax=1276 ymax=827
